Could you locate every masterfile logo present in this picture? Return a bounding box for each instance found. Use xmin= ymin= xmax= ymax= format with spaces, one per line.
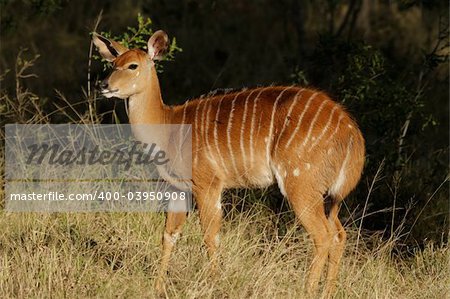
xmin=5 ymin=124 xmax=193 ymax=212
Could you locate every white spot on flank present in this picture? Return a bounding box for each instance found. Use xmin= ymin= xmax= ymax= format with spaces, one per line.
xmin=132 ymin=83 xmax=136 ymax=89
xmin=305 ymin=163 xmax=311 ymax=170
xmin=348 ymin=124 xmax=353 ymax=129
xmin=293 ymin=168 xmax=300 ymax=176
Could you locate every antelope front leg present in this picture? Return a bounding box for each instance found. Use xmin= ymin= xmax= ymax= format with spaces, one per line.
xmin=155 ymin=212 xmax=187 ymax=296
xmin=195 ymin=181 xmax=224 ymax=275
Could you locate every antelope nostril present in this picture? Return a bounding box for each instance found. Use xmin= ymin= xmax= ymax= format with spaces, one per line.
xmin=100 ymin=80 xmax=109 ymax=90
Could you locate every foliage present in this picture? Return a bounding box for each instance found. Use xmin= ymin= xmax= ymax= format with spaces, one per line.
xmin=96 ymin=14 xmax=182 ymax=72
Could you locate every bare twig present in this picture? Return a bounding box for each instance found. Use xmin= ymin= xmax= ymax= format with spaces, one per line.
xmin=405 ymin=176 xmax=449 ymax=242
xmin=356 ymin=160 xmax=385 ymax=250
xmin=335 ymin=0 xmax=358 ymax=37
xmin=87 ymin=10 xmax=103 ymax=99
xmin=13 ymin=49 xmax=40 ymax=123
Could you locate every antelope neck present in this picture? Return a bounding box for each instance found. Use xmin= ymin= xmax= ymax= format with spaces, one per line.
xmin=128 ymin=67 xmax=168 ymax=124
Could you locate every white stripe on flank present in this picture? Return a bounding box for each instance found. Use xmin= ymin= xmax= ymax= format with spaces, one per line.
xmin=178 ymin=102 xmax=189 ymax=159
xmin=200 ymin=99 xmax=207 ymax=141
xmin=266 ymin=87 xmax=293 ymax=166
xmin=285 ymin=92 xmax=318 ymax=149
xmin=271 ymin=163 xmax=287 ymax=197
xmin=300 ymin=99 xmax=328 ymax=149
xmin=227 ymin=91 xmax=244 ymax=175
xmin=255 ymin=112 xmax=264 ymax=162
xmin=199 ymin=100 xmax=210 ymax=163
xmin=193 ymin=100 xmax=203 ymax=165
xmin=214 ymin=96 xmax=228 ymax=174
xmin=249 ymin=88 xmax=266 ymax=167
xmin=330 ymin=136 xmax=353 ymax=196
xmin=240 ymin=89 xmax=257 ymax=172
xmin=204 ymin=100 xmax=214 ymax=161
xmin=308 ymin=105 xmax=339 ymax=152
xmin=181 ymin=102 xmax=188 ymax=124
xmin=326 ymin=113 xmax=344 ymax=145
xmin=274 ymin=88 xmax=304 ymax=154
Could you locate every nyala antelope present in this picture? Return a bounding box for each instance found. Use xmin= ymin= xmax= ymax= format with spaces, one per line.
xmin=93 ymin=30 xmax=365 ymax=297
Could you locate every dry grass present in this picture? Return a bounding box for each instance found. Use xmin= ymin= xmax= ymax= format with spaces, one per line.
xmin=0 ymin=205 xmax=448 ymax=299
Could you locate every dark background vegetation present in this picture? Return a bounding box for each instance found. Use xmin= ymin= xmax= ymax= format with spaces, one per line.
xmin=1 ymin=0 xmax=448 ymax=248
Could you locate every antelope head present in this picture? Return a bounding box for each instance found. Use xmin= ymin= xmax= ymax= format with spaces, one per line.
xmin=92 ymin=30 xmax=169 ymax=99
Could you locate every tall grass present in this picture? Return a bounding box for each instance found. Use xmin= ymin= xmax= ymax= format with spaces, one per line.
xmin=0 ymin=206 xmax=448 ymax=298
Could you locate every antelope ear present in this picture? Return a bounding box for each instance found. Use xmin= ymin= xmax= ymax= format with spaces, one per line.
xmin=92 ymin=32 xmax=128 ymax=62
xmin=148 ymin=30 xmax=169 ymax=61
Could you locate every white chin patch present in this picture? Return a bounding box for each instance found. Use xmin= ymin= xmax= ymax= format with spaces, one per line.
xmin=102 ymin=90 xmax=120 ymax=99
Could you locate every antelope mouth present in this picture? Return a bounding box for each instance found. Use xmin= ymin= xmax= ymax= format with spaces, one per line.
xmin=101 ymin=88 xmax=119 ymax=98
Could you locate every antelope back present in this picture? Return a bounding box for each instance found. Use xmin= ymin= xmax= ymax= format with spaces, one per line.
xmin=173 ymin=86 xmax=365 ymax=196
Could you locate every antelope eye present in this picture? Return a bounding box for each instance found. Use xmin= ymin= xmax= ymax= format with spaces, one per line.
xmin=128 ymin=64 xmax=138 ymax=70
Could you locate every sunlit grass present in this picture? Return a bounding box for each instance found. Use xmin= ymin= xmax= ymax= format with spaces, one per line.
xmin=0 ymin=206 xmax=448 ymax=298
